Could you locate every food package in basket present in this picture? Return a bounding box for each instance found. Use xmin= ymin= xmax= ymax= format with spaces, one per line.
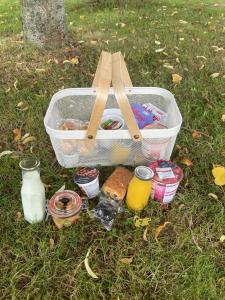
xmin=44 ymin=51 xmax=182 ymax=168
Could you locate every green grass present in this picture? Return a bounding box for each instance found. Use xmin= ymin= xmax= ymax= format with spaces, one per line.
xmin=0 ymin=0 xmax=225 ymax=299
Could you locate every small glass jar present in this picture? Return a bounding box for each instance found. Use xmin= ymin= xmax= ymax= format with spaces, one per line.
xmin=19 ymin=158 xmax=46 ymax=223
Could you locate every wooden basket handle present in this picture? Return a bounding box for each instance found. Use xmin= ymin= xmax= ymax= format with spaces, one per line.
xmin=112 ymin=52 xmax=142 ymax=141
xmin=86 ymin=51 xmax=112 ymax=140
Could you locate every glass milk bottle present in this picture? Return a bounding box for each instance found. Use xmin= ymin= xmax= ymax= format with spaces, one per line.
xmin=19 ymin=158 xmax=46 ymax=223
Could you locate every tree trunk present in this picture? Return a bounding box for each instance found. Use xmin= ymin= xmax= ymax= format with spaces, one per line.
xmin=21 ymin=0 xmax=67 ymax=48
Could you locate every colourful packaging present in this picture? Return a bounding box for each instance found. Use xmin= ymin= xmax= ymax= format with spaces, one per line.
xmin=142 ymin=103 xmax=168 ymax=126
xmin=131 ymin=103 xmax=154 ymax=129
xmin=149 ymin=160 xmax=183 ymax=204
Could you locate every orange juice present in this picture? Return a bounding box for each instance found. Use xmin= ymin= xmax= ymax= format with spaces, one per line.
xmin=126 ymin=166 xmax=154 ymax=211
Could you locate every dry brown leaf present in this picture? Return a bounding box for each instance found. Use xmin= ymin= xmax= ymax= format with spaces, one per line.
xmin=181 ymin=158 xmax=193 ymax=166
xmin=155 ymin=222 xmax=171 ymax=241
xmin=210 ymin=73 xmax=220 ymax=78
xmin=208 ymin=193 xmax=218 ymax=200
xmin=119 ymin=256 xmax=134 ymax=264
xmin=143 ymin=227 xmax=148 ymax=242
xmin=16 ymin=211 xmax=22 ymax=220
xmin=22 ymin=136 xmax=36 ymax=145
xmin=221 ymin=114 xmax=225 ymax=122
xmin=176 ymin=144 xmax=182 ymax=150
xmin=172 ymin=73 xmax=182 ymax=84
xmin=192 ymin=130 xmax=202 ymax=139
xmin=49 ymin=238 xmax=55 ymax=249
xmin=18 ymin=144 xmax=24 ymax=152
xmin=13 ymin=128 xmax=21 ymax=142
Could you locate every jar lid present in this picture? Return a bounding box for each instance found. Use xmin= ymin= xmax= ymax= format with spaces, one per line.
xmin=48 ymin=190 xmax=82 ymax=218
xmin=149 ymin=160 xmax=183 ymax=184
xmin=135 ymin=166 xmax=154 ymax=181
xmin=19 ymin=158 xmax=40 ymax=171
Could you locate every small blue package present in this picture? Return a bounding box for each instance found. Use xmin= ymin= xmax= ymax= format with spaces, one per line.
xmin=131 ymin=103 xmax=154 ymax=129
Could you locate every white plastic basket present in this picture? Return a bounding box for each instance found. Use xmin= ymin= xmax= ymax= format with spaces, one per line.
xmin=44 ymin=52 xmax=182 ymax=168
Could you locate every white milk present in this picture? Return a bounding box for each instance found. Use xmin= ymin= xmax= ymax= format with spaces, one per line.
xmin=21 ymin=170 xmax=46 ymax=223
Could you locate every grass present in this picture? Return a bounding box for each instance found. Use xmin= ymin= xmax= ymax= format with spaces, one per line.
xmin=0 ymin=0 xmax=225 ymax=299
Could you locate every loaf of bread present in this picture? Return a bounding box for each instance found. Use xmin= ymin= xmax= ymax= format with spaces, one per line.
xmin=102 ymin=167 xmax=133 ymax=201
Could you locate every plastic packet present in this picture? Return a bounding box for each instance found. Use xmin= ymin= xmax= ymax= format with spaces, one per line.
xmin=91 ymin=195 xmax=123 ymax=231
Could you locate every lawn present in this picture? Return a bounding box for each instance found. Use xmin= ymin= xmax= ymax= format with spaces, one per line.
xmin=0 ymin=0 xmax=225 ymax=299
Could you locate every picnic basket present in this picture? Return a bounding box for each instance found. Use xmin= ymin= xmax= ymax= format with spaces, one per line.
xmin=44 ymin=51 xmax=182 ymax=168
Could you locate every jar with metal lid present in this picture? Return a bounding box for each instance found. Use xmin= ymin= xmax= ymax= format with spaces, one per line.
xmin=126 ymin=166 xmax=154 ymax=211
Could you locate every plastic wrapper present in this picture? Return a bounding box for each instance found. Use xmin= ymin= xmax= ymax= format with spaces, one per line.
xmin=91 ymin=196 xmax=123 ymax=231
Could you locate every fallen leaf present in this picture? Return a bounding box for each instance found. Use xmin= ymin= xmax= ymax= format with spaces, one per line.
xmin=196 ymin=55 xmax=207 ymax=60
xmin=16 ymin=211 xmax=22 ymax=220
xmin=179 ymin=19 xmax=188 ymax=24
xmin=163 ymin=63 xmax=174 ymax=69
xmin=155 ymin=46 xmax=166 ymax=53
xmin=221 ymin=114 xmax=225 ymax=122
xmin=21 ymin=133 xmax=30 ymax=141
xmin=84 ymin=248 xmax=98 ymax=279
xmin=18 ymin=144 xmax=24 ymax=152
xmin=5 ymin=87 xmax=11 ymax=93
xmin=70 ymin=57 xmax=79 ymax=65
xmin=176 ymin=144 xmax=182 ymax=150
xmin=155 ymin=40 xmax=161 ymax=45
xmin=199 ymin=64 xmax=205 ymax=70
xmin=17 ymin=101 xmax=24 ymax=108
xmin=210 ymin=73 xmax=220 ymax=78
xmin=49 ymin=238 xmax=55 ymax=249
xmin=13 ymin=128 xmax=21 ymax=142
xmin=171 ymin=11 xmax=178 ymax=16
xmin=155 ymin=222 xmax=171 ymax=242
xmin=179 ymin=37 xmax=184 ymax=41
xmin=181 ymin=158 xmax=193 ymax=166
xmin=20 ymin=106 xmax=29 ymax=112
xmin=208 ymin=193 xmax=218 ymax=200
xmin=134 ymin=216 xmax=151 ymax=228
xmin=172 ymin=73 xmax=182 ymax=84
xmin=143 ymin=227 xmax=148 ymax=242
xmin=119 ymin=256 xmax=134 ymax=264
xmin=22 ymin=136 xmax=36 ymax=145
xmin=35 ymin=68 xmax=46 ymax=73
xmin=0 ymin=150 xmax=13 ymax=159
xmin=176 ymin=57 xmax=180 ymax=63
xmin=14 ymin=79 xmax=18 ymax=90
xmin=212 ymin=166 xmax=225 ymax=186
xmin=220 ymin=235 xmax=225 ymax=242
xmin=192 ymin=130 xmax=202 ymax=139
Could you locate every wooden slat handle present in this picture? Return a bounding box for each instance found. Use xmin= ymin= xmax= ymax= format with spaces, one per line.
xmin=112 ymin=52 xmax=142 ymax=141
xmin=86 ymin=51 xmax=112 ymax=140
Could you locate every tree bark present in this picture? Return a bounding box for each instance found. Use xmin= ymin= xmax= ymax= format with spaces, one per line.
xmin=21 ymin=0 xmax=67 ymax=48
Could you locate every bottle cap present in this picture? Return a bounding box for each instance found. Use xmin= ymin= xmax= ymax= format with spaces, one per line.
xmin=135 ymin=166 xmax=154 ymax=181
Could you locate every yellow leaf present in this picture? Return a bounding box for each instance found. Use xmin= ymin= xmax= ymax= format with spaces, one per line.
xmin=212 ymin=166 xmax=225 ymax=186
xmin=70 ymin=57 xmax=79 ymax=65
xmin=155 ymin=222 xmax=171 ymax=242
xmin=84 ymin=247 xmax=98 ymax=279
xmin=22 ymin=136 xmax=36 ymax=145
xmin=172 ymin=73 xmax=182 ymax=84
xmin=179 ymin=19 xmax=188 ymax=24
xmin=155 ymin=46 xmax=166 ymax=53
xmin=21 ymin=133 xmax=30 ymax=141
xmin=210 ymin=73 xmax=220 ymax=78
xmin=17 ymin=101 xmax=24 ymax=108
xmin=13 ymin=128 xmax=21 ymax=142
xmin=163 ymin=63 xmax=173 ymax=69
xmin=192 ymin=130 xmax=202 ymax=139
xmin=208 ymin=193 xmax=218 ymax=200
xmin=221 ymin=114 xmax=225 ymax=122
xmin=220 ymin=235 xmax=225 ymax=242
xmin=143 ymin=227 xmax=148 ymax=242
xmin=134 ymin=216 xmax=151 ymax=228
xmin=119 ymin=256 xmax=134 ymax=264
xmin=181 ymin=158 xmax=193 ymax=166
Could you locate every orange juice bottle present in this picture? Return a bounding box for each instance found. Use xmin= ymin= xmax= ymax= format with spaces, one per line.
xmin=126 ymin=166 xmax=154 ymax=211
